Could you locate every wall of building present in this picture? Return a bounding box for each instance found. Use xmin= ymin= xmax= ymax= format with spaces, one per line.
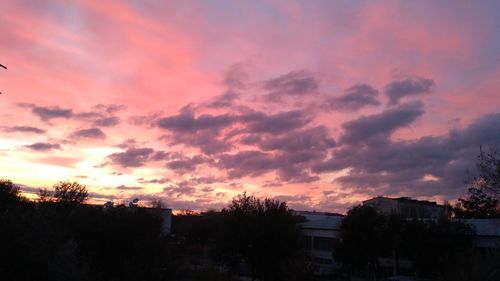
xmin=299 ymin=214 xmax=343 ymax=275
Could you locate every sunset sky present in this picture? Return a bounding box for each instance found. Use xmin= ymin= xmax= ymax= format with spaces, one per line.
xmin=1 ymin=0 xmax=499 ymax=212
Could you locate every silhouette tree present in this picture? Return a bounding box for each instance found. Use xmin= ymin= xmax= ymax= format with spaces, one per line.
xmin=456 ymin=187 xmax=499 ymax=218
xmin=53 ymin=181 xmax=88 ymax=205
xmin=457 ymin=148 xmax=500 ymax=218
xmin=400 ymin=219 xmax=475 ymax=279
xmin=335 ymin=205 xmax=386 ymax=280
xmin=149 ymin=197 xmax=166 ymax=209
xmin=215 ymin=193 xmax=305 ymax=281
xmin=0 ymin=178 xmax=184 ymax=281
xmin=37 ymin=188 xmax=53 ymax=203
xmin=0 ymin=179 xmax=22 ymax=210
xmin=336 ymin=205 xmax=476 ymax=280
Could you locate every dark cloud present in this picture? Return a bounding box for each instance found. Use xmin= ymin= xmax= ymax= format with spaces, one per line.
xmin=218 ymin=150 xmax=279 ymax=178
xmin=93 ymin=116 xmax=120 ymax=127
xmin=70 ymin=128 xmax=106 ymax=139
xmin=275 ymin=148 xmax=329 ymax=183
xmin=263 ymin=70 xmax=318 ymax=101
xmin=16 ymin=103 xmax=124 ymax=125
xmin=74 ymin=111 xmax=104 ymax=120
xmin=138 ymin=177 xmax=170 ymax=184
xmin=201 ymin=186 xmax=215 ymax=193
xmin=277 ymin=166 xmax=320 ymax=183
xmin=240 ymin=134 xmax=261 ymax=145
xmin=166 ymin=155 xmax=209 ymax=173
xmin=272 ymin=195 xmax=313 ymax=210
xmin=325 ymin=83 xmax=381 ymax=111
xmin=160 ymin=109 xmax=309 ymax=134
xmin=116 ymin=139 xmax=138 ymax=149
xmin=16 ymin=102 xmax=36 ymax=109
xmin=384 ymin=77 xmax=435 ymax=105
xmin=257 ymin=126 xmax=335 ymax=152
xmin=116 ymin=185 xmax=143 ymax=191
xmin=223 ymin=63 xmax=249 ymax=90
xmin=244 ymin=110 xmax=311 ymax=134
xmin=32 ymin=106 xmax=73 ymax=121
xmin=155 ymin=107 xmax=326 ymax=182
xmin=217 ymin=134 xmax=330 ymax=182
xmin=3 ymin=126 xmax=46 ymax=134
xmin=154 ymin=176 xmax=223 ymax=202
xmin=88 ymin=192 xmax=117 ymax=201
xmin=74 ymin=105 xmax=125 ymax=122
xmin=93 ymin=104 xmax=126 ymax=114
xmin=157 ymin=112 xmax=235 ymax=133
xmin=128 ymin=112 xmax=162 ymax=126
xmin=108 ymin=147 xmax=155 ymax=167
xmin=156 ymin=109 xmax=311 ymax=154
xmin=340 ymin=101 xmax=425 ymax=144
xmin=189 ymin=176 xmax=224 ymax=184
xmin=207 ymin=91 xmax=239 ymax=108
xmin=24 ymin=142 xmax=61 ymax=151
xmin=164 ymin=181 xmax=196 ymax=197
xmin=169 ymin=130 xmax=232 ymax=155
xmin=232 ymin=126 xmax=336 ymax=183
xmin=314 ymin=112 xmax=500 ymax=199
xmin=150 ymin=151 xmax=170 ymax=161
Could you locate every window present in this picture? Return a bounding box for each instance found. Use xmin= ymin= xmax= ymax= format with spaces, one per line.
xmin=313 ymin=237 xmax=335 ymax=251
xmin=302 ymin=235 xmax=312 ymax=249
xmin=313 ymin=257 xmax=333 ymax=264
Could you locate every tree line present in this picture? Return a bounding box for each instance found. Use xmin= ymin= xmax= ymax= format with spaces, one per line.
xmin=335 ymin=148 xmax=500 ymax=280
xmin=337 ymin=205 xmax=499 ymax=281
xmin=0 ymin=181 xmax=314 ymax=281
xmin=0 ymin=180 xmax=187 ymax=281
xmin=0 ymin=148 xmax=499 ymax=281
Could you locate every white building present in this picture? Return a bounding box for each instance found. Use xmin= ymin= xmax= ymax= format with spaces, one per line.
xmin=458 ymin=219 xmax=500 ymax=248
xmin=298 ymin=212 xmax=343 ymax=275
xmin=363 ymin=196 xmax=445 ymax=219
xmin=146 ymin=207 xmax=173 ymax=235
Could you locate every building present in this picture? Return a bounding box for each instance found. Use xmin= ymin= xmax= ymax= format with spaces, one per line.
xmin=458 ymin=219 xmax=500 ymax=248
xmin=147 ymin=207 xmax=173 ymax=235
xmin=363 ymin=196 xmax=445 ymax=219
xmin=298 ymin=211 xmax=343 ymax=275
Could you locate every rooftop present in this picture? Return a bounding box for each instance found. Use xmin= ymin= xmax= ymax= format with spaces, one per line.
xmin=364 ymin=196 xmax=441 ymax=206
xmin=458 ymin=219 xmax=500 ymax=237
xmin=300 ymin=216 xmax=343 ymax=230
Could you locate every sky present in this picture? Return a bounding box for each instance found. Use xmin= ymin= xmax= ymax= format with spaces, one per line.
xmin=1 ymin=0 xmax=499 ymax=212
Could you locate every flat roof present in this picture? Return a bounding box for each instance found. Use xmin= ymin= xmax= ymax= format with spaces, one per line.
xmin=457 ymin=219 xmax=500 ymax=237
xmin=300 ymin=216 xmax=343 ymax=230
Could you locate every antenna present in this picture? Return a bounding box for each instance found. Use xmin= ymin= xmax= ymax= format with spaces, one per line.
xmin=103 ymin=201 xmax=114 ymax=208
xmin=129 ymin=198 xmax=139 ymax=207
xmin=0 ymin=64 xmax=5 ymax=94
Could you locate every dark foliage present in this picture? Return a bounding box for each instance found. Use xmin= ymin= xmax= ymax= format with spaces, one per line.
xmin=456 ymin=148 xmax=500 ymax=218
xmin=400 ymin=219 xmax=475 ymax=278
xmin=53 ymin=181 xmax=89 ymax=205
xmin=336 ymin=205 xmax=477 ymax=280
xmin=0 ymin=180 xmax=184 ymax=281
xmin=0 ymin=179 xmax=22 ymax=210
xmin=334 ymin=205 xmax=386 ymax=278
xmin=1 ymin=183 xmax=314 ymax=281
xmin=213 ymin=193 xmax=310 ymax=281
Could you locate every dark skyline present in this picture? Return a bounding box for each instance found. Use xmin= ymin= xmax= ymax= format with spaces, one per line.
xmin=0 ymin=1 xmax=499 ymax=212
